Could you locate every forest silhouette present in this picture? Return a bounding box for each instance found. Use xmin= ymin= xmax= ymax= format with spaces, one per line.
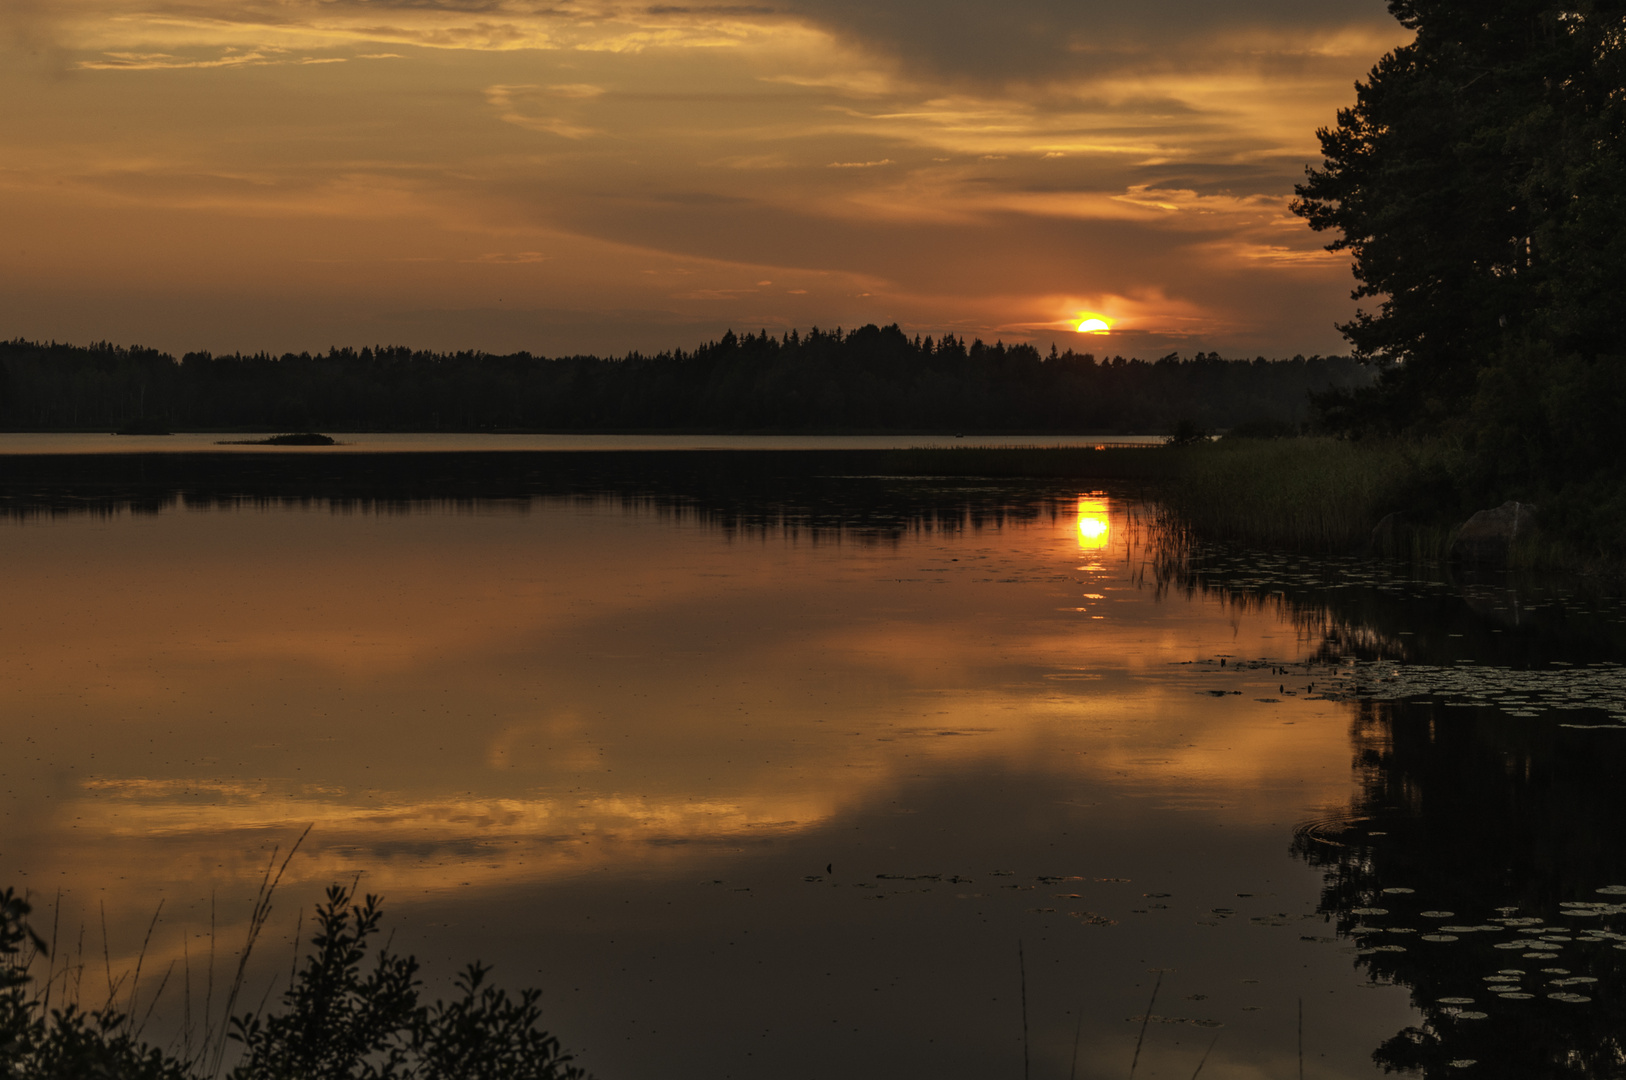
xmin=0 ymin=328 xmax=1366 ymax=434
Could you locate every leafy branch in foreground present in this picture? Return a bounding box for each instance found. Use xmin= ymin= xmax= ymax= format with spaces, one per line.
xmin=2 ymin=887 xmax=192 ymax=1080
xmin=1 ymin=884 xmax=589 ymax=1080
xmin=230 ymin=883 xmax=586 ymax=1080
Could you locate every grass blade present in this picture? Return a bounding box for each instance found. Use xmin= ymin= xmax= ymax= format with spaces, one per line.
xmin=1129 ymin=970 xmax=1163 ymax=1080
xmin=1019 ymin=940 xmax=1029 ymax=1080
xmin=1190 ymin=1028 xmax=1222 ymax=1080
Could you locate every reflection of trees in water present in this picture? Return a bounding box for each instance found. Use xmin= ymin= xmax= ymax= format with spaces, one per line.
xmin=1154 ymin=536 xmax=1626 ymax=1078
xmin=1148 ymin=525 xmax=1626 ymax=668
xmin=0 ymin=451 xmax=1096 ymax=542
xmin=1297 ymin=698 xmax=1626 ymax=1078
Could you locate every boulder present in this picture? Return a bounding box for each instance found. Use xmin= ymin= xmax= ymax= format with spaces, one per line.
xmin=1450 ymin=501 xmax=1537 ymax=565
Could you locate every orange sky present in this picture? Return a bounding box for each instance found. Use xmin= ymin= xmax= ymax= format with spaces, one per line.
xmin=0 ymin=0 xmax=1406 ymax=357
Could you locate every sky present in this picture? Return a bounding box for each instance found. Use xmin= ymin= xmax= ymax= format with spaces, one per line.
xmin=0 ymin=0 xmax=1406 ymax=358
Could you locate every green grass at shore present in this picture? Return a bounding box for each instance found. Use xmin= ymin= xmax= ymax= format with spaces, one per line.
xmin=1154 ymin=437 xmax=1441 ymax=553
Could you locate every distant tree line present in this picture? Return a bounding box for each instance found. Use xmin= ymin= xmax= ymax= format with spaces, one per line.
xmin=0 ymin=326 xmax=1368 ymax=434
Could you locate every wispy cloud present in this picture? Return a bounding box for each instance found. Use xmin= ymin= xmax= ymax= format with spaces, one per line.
xmin=484 ymin=83 xmax=602 ymax=137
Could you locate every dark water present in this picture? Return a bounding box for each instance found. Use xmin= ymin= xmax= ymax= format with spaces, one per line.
xmin=3 ymin=456 xmax=1623 ymax=1079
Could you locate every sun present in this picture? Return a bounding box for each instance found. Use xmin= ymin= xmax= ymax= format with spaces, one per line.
xmin=1075 ymin=314 xmax=1113 ymax=334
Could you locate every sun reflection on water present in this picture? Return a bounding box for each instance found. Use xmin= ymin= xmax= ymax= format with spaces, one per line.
xmin=1076 ymin=496 xmax=1110 ymax=550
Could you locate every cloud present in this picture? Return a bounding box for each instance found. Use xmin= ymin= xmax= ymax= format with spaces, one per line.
xmin=780 ymin=0 xmax=1400 ymax=84
xmin=548 ymin=81 xmax=607 ymax=97
xmin=465 ymin=250 xmax=552 ymax=263
xmin=73 ymin=43 xmax=357 ymax=69
xmin=484 ymin=83 xmax=602 ymax=137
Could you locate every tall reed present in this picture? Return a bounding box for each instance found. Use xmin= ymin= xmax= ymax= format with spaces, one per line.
xmin=1156 ymin=438 xmax=1430 ymax=552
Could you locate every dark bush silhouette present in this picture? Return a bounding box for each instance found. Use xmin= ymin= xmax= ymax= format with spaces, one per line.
xmin=0 ymin=885 xmax=589 ymax=1080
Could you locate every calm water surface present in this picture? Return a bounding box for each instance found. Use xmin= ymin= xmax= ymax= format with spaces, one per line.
xmin=4 ymin=473 xmax=1624 ymax=1079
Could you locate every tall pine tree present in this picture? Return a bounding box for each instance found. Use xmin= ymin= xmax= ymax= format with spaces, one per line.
xmin=1294 ymin=1 xmax=1626 ymax=432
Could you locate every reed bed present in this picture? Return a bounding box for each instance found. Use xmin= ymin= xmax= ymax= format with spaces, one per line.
xmin=1156 ymin=437 xmax=1427 ymax=553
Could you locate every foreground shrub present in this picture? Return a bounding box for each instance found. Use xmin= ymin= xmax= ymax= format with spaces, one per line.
xmin=0 ymin=885 xmax=588 ymax=1080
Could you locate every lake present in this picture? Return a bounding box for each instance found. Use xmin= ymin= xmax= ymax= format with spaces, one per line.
xmin=3 ymin=452 xmax=1623 ymax=1080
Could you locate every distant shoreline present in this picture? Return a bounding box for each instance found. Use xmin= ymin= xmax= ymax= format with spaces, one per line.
xmin=0 ymin=427 xmax=1171 ymax=437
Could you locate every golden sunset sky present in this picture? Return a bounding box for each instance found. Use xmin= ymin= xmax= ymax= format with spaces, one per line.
xmin=1 ymin=0 xmax=1406 ymax=357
